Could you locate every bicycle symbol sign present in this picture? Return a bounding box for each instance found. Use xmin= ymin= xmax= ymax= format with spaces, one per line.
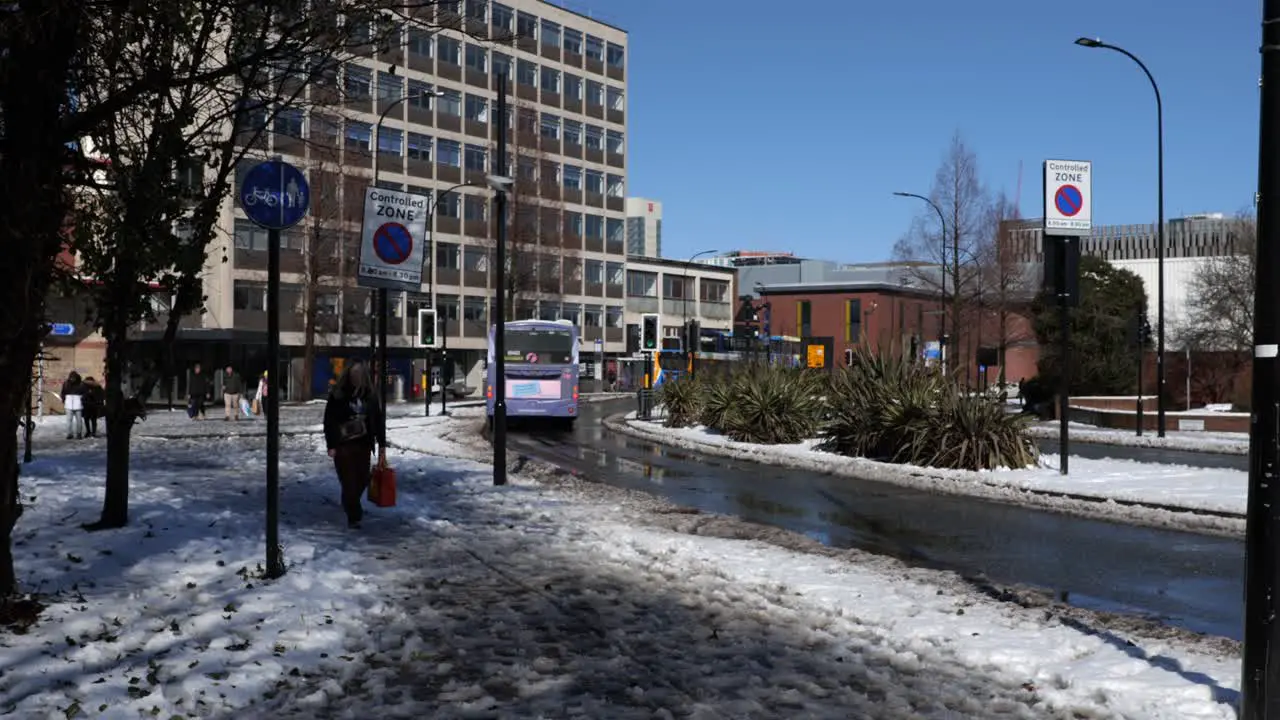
xmin=239 ymin=160 xmax=310 ymax=230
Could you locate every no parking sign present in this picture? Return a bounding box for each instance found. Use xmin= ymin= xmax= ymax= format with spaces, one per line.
xmin=358 ymin=187 xmax=430 ymax=291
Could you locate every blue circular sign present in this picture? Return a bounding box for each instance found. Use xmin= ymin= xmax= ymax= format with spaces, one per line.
xmin=372 ymin=222 xmax=413 ymax=265
xmin=239 ymin=160 xmax=310 ymax=230
xmin=1054 ymin=184 xmax=1083 ymax=218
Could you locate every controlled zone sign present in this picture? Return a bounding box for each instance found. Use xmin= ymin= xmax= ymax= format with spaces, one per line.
xmin=358 ymin=186 xmax=430 ymax=291
xmin=1043 ymin=159 xmax=1092 ymax=236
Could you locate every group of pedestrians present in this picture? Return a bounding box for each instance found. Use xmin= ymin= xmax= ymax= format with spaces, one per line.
xmin=59 ymin=371 xmax=105 ymax=440
xmin=187 ymin=363 xmax=268 ymax=421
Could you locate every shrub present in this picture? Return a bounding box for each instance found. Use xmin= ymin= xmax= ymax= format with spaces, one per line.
xmin=698 ymin=372 xmax=737 ymax=431
xmin=657 ymin=375 xmax=701 ymax=428
xmin=819 ymin=347 xmax=1038 ymax=471
xmin=716 ymin=364 xmax=823 ymax=444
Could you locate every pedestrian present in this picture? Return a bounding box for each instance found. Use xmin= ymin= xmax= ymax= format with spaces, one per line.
xmin=252 ymin=370 xmax=268 ymax=415
xmin=81 ymin=376 xmax=105 ymax=437
xmin=188 ymin=363 xmax=210 ymax=420
xmin=60 ymin=371 xmax=85 ymax=440
xmin=322 ymin=361 xmax=384 ymax=529
xmin=221 ymin=365 xmax=244 ymax=421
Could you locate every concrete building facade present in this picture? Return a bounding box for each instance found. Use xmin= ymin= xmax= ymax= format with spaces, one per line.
xmin=624 ymin=197 xmax=661 ymax=257
xmin=624 ymin=255 xmax=736 ymax=344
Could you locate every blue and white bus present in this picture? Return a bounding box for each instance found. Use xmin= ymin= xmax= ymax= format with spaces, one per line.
xmin=486 ymin=319 xmax=580 ymax=429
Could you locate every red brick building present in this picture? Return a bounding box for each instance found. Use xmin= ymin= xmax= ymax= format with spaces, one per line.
xmin=756 ymin=281 xmax=1038 ymax=385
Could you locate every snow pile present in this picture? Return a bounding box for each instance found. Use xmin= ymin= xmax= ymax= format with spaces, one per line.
xmin=612 ymin=415 xmax=1247 ymax=535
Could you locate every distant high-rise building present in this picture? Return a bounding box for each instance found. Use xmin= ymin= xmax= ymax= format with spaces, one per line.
xmin=625 ymin=197 xmax=662 ymax=256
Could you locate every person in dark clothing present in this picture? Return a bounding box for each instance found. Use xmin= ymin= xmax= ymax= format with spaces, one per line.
xmin=60 ymin=371 xmax=85 ymax=439
xmin=188 ymin=363 xmax=210 ymax=420
xmin=222 ymin=365 xmax=244 ymax=421
xmin=322 ymin=361 xmax=384 ymax=529
xmin=81 ymin=376 xmax=105 ymax=437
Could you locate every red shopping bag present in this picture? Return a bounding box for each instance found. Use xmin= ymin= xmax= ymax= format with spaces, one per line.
xmin=368 ymin=451 xmax=397 ymax=507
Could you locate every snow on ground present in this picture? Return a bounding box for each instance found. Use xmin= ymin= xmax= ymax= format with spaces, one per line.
xmin=1 ymin=406 xmax=1242 ymax=718
xmin=1024 ymin=422 xmax=1249 ymax=455
xmin=612 ymin=415 xmax=1249 ymax=537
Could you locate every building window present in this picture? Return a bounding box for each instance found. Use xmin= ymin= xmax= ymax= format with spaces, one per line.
xmin=627 ymin=270 xmax=656 ymax=297
xmin=562 ymin=164 xmax=582 ymax=189
xmin=700 ymin=279 xmax=729 ymax=304
xmin=516 ymin=59 xmax=538 ymax=87
xmin=606 ymin=174 xmax=624 ymax=198
xmin=606 ymin=218 xmax=623 ymax=244
xmin=465 ymin=43 xmax=488 ymax=72
xmin=585 ymin=34 xmax=604 ymax=61
xmin=539 ymin=113 xmax=560 ymax=139
xmin=585 ymin=260 xmax=604 ymax=284
xmin=625 ymin=217 xmax=644 ymax=255
xmin=463 ymin=193 xmax=487 ymax=220
xmin=464 ymin=246 xmax=487 ymax=272
xmin=564 ymin=211 xmax=583 ymax=237
xmin=344 ymin=64 xmax=371 ymax=99
xmin=377 ymin=126 xmax=403 ymax=155
xmin=407 ymin=28 xmax=433 ymax=57
xmin=563 ymin=28 xmax=583 ymax=54
xmin=492 ymin=51 xmax=512 ymax=78
xmin=463 ymin=296 xmax=487 ymax=323
xmin=845 ymin=299 xmax=862 ymax=342
xmin=407 ymin=132 xmax=432 ymax=161
xmin=584 ymin=169 xmax=603 ymax=195
xmin=585 ymin=214 xmax=604 ymax=239
xmin=491 ymin=2 xmax=513 ymax=32
xmin=540 ymin=19 xmax=561 ymax=47
xmin=464 ymin=143 xmax=487 ymax=172
xmin=662 ymin=275 xmax=688 ymax=300
xmin=605 ymin=129 xmax=623 ymax=154
xmin=407 ymin=80 xmax=434 ymax=109
xmin=584 ymin=124 xmax=603 ymax=150
xmin=516 ymin=11 xmax=537 ymax=40
xmin=607 ymin=42 xmax=625 ymax=69
xmin=273 ymin=106 xmax=304 ymax=137
xmin=542 ymin=160 xmax=561 ymax=185
xmin=233 ymin=281 xmax=266 ymax=311
xmin=516 ymin=156 xmax=536 ymax=181
xmin=540 ymin=66 xmax=561 ymax=94
xmin=466 ymin=0 xmax=487 ymax=22
xmin=438 ymin=89 xmax=462 ymax=117
xmin=344 ymin=120 xmax=372 ymax=151
xmin=233 ymin=219 xmax=269 ymax=251
xmin=437 ymin=36 xmax=461 ymax=65
xmin=607 ymin=262 xmax=624 ymax=287
xmin=376 ymin=71 xmax=403 ymax=101
xmin=436 ymin=191 xmax=461 ymax=219
xmin=437 ymin=139 xmax=462 ymax=167
xmin=583 ymin=306 xmax=602 ymax=327
xmin=798 ymin=300 xmax=812 ymax=337
xmin=437 ymin=242 xmax=461 ymax=269
xmin=564 ymin=73 xmax=582 ymax=101
xmin=564 ymin=119 xmax=583 ymax=146
xmin=586 ymin=79 xmax=604 ymax=106
xmin=607 ymin=86 xmax=624 ymax=112
xmin=465 ymin=94 xmax=488 ymax=122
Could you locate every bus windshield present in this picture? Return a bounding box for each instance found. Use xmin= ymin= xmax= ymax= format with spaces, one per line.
xmin=500 ymin=327 xmax=576 ymax=365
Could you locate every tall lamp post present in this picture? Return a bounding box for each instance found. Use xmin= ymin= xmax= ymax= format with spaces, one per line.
xmin=422 ymin=180 xmax=481 ymax=417
xmin=372 ymin=75 xmax=443 ymax=441
xmin=893 ymin=191 xmax=948 ymax=370
xmin=490 ymin=72 xmax=515 ymax=486
xmin=683 ymin=249 xmax=717 ymax=377
xmin=1074 ymin=37 xmax=1167 ymax=437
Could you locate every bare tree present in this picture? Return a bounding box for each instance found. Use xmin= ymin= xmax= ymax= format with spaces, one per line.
xmin=299 ymin=165 xmax=345 ymax=401
xmin=972 ymin=192 xmax=1038 ymax=385
xmin=892 ymin=132 xmax=990 ymax=379
xmin=1175 ymin=212 xmax=1255 ymax=352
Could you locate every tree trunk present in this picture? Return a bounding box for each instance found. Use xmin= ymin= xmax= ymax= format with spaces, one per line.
xmin=0 ymin=413 xmax=22 ymax=596
xmin=87 ymin=323 xmax=133 ymax=531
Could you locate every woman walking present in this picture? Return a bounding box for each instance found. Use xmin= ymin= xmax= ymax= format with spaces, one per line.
xmin=322 ymin=361 xmax=384 ymax=529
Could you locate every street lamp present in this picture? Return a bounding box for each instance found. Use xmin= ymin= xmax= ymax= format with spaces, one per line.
xmin=1074 ymin=36 xmax=1167 ymax=437
xmin=371 ymin=75 xmax=444 ymax=444
xmin=683 ymin=249 xmax=717 ymax=375
xmin=422 ymin=180 xmax=482 ymax=417
xmin=894 ymin=191 xmax=949 ymax=371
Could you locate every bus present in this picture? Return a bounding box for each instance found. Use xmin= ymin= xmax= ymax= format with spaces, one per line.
xmin=486 ymin=319 xmax=580 ymax=429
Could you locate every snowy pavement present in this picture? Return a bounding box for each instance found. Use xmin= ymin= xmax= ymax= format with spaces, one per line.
xmin=0 ymin=411 xmax=1243 ymax=718
xmin=611 ymin=415 xmax=1249 ymax=537
xmin=1025 ymin=422 xmax=1248 ymax=456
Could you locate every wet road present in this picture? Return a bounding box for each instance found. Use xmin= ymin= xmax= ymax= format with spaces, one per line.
xmin=508 ymin=400 xmax=1244 ymax=640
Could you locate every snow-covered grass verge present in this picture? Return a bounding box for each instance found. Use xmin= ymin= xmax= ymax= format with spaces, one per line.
xmin=609 ymin=414 xmax=1247 ymax=538
xmin=1025 ymin=422 xmax=1249 ymax=455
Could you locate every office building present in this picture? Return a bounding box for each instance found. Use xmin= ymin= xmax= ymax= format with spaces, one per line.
xmin=624 ymin=197 xmax=661 ymax=257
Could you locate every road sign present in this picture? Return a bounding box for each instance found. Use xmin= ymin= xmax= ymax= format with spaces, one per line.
xmin=1043 ymin=159 xmax=1092 ymax=236
xmin=49 ymin=323 xmax=74 ymax=337
xmin=594 ymin=338 xmax=603 ymax=352
xmin=358 ymin=186 xmax=429 ymax=292
xmin=239 ymin=159 xmax=310 ymax=230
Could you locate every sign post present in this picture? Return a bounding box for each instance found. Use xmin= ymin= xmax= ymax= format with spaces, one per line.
xmin=239 ymin=158 xmax=310 ymax=580
xmin=358 ymin=186 xmax=430 ymax=446
xmin=1043 ymin=159 xmax=1092 ymax=476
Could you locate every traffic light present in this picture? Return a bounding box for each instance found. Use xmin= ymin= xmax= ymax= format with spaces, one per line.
xmin=418 ymin=308 xmax=438 ymax=348
xmin=641 ymin=313 xmax=660 ymax=351
xmin=626 ymin=323 xmax=640 ymax=354
xmin=684 ymin=319 xmax=701 ymax=353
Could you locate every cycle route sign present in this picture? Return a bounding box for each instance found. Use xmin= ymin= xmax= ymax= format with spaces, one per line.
xmin=358 ymin=186 xmax=430 ymax=292
xmin=239 ymin=159 xmax=310 ymax=230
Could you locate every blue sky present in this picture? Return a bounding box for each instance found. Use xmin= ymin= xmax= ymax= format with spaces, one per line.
xmin=569 ymin=0 xmax=1258 ymax=263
